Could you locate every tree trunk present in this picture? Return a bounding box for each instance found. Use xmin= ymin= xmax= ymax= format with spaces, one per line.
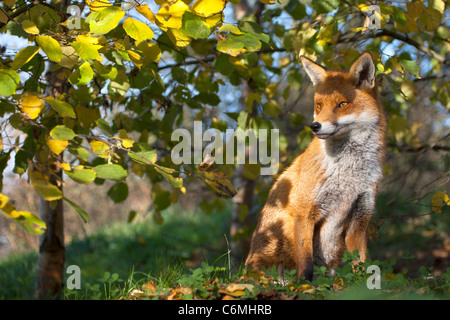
xmin=230 ymin=164 xmax=255 ymax=265
xmin=34 ymin=61 xmax=69 ymax=299
xmin=34 ymin=184 xmax=65 ymax=299
xmin=229 ymin=0 xmax=265 ymax=267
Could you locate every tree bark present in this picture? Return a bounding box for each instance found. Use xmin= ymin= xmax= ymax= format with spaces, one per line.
xmin=229 ymin=0 xmax=265 ymax=267
xmin=34 ymin=61 xmax=69 ymax=299
xmin=34 ymin=181 xmax=65 ymax=299
xmin=230 ymin=164 xmax=255 ymax=265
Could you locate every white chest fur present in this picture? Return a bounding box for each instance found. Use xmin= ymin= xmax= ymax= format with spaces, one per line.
xmin=314 ymin=125 xmax=383 ymax=217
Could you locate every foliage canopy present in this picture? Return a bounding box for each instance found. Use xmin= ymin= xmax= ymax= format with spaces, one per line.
xmin=0 ymin=0 xmax=448 ymax=238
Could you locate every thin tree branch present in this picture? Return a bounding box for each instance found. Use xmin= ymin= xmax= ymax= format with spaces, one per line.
xmin=388 ymin=142 xmax=450 ymax=153
xmin=0 ymin=0 xmax=39 ymax=29
xmin=158 ymin=56 xmax=215 ymax=71
xmin=338 ymin=29 xmax=447 ymax=64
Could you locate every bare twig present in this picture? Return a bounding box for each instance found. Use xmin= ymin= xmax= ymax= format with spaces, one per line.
xmin=337 ymin=29 xmax=447 ymax=64
xmin=388 ymin=142 xmax=450 ymax=153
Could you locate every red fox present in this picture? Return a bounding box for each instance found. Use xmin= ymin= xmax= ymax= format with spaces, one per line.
xmin=245 ymin=53 xmax=387 ymax=280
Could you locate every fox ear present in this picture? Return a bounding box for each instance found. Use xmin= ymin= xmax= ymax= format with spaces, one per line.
xmin=301 ymin=56 xmax=327 ymax=87
xmin=350 ymin=52 xmax=376 ymax=90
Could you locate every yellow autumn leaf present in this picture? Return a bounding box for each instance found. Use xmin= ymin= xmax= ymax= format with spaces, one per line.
xmin=167 ymin=28 xmax=191 ymax=48
xmin=192 ymin=0 xmax=226 ymax=18
xmin=86 ymin=0 xmax=111 ymax=11
xmin=0 ymin=193 xmax=46 ymax=235
xmin=223 ymin=283 xmax=254 ymax=297
xmin=200 ymin=170 xmax=236 ymax=198
xmin=123 ymin=17 xmax=154 ymax=42
xmin=297 ymin=284 xmax=315 ymax=293
xmin=36 ymin=35 xmax=63 ymax=62
xmin=258 ymin=0 xmax=275 ymax=4
xmin=136 ymin=4 xmax=156 ymax=23
xmin=0 ymin=193 xmax=14 ymax=214
xmin=21 ymin=20 xmax=40 ymax=35
xmin=127 ymin=50 xmax=143 ymax=68
xmin=117 ymin=130 xmax=135 ymax=148
xmin=29 ymin=169 xmax=63 ymax=201
xmin=203 ymin=12 xmax=223 ymax=28
xmin=358 ymin=3 xmax=370 ymax=12
xmin=431 ymin=191 xmax=450 ymax=213
xmin=156 ymin=0 xmax=190 ymax=30
xmin=60 ymin=162 xmax=71 ymax=171
xmin=90 ymin=140 xmax=110 ymax=158
xmin=46 ymin=137 xmax=69 ymax=155
xmin=21 ymin=95 xmax=44 ymax=119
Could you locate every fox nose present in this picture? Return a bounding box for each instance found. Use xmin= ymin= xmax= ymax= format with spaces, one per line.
xmin=310 ymin=122 xmax=321 ymax=133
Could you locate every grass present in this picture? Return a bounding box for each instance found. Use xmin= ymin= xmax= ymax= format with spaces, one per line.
xmin=0 ymin=204 xmax=232 ymax=299
xmin=0 ymin=197 xmax=449 ymax=300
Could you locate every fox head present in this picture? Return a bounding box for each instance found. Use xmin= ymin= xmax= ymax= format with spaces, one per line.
xmin=300 ymin=53 xmax=381 ymax=140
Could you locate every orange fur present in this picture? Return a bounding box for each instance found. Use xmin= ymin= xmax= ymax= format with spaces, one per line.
xmin=245 ymin=53 xmax=387 ymax=280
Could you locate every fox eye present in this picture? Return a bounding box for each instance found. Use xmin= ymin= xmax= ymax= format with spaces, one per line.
xmin=315 ymin=103 xmax=322 ymax=112
xmin=338 ymin=101 xmax=349 ymax=108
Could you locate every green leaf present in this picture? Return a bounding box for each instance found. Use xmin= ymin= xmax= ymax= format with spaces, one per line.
xmin=76 ymin=106 xmax=100 ymax=129
xmin=69 ymin=146 xmax=89 ymax=162
xmin=93 ymin=61 xmax=118 ymax=80
xmin=129 ymin=150 xmax=157 ymax=165
xmin=392 ymin=6 xmax=406 ymax=26
xmin=66 ymin=166 xmax=96 ymax=184
xmin=217 ymin=37 xmax=245 ymax=57
xmin=107 ymin=182 xmax=128 ymax=203
xmin=195 ymin=92 xmax=220 ymax=106
xmin=108 ymin=69 xmax=130 ymax=99
xmin=50 ymin=125 xmax=76 ymax=140
xmin=289 ymin=112 xmax=305 ymax=126
xmin=88 ymin=6 xmax=125 ymax=34
xmin=263 ymin=99 xmax=281 ymax=118
xmin=181 ymin=11 xmax=211 ymax=39
xmin=127 ymin=210 xmax=137 ymax=223
xmin=399 ymin=59 xmax=420 ymax=78
xmin=155 ymin=166 xmax=183 ymax=188
xmin=36 ymin=35 xmax=63 ymax=62
xmin=123 ymin=17 xmax=154 ymax=42
xmin=11 ymin=46 xmax=40 ymax=70
xmin=96 ymin=119 xmax=114 ymax=136
xmin=0 ymin=152 xmax=10 ymax=192
xmin=238 ymin=20 xmax=270 ymax=43
xmin=63 ymin=197 xmax=89 ymax=223
xmin=71 ymin=36 xmax=101 ymax=60
xmin=69 ymin=62 xmax=94 ymax=86
xmin=311 ymin=0 xmax=339 ymax=14
xmin=44 ymin=97 xmax=76 ymax=118
xmin=232 ymin=33 xmax=261 ymax=51
xmin=153 ymin=191 xmax=171 ymax=212
xmin=285 ymin=0 xmax=307 ymax=20
xmin=94 ymin=164 xmax=127 ymax=181
xmin=0 ymin=69 xmax=20 ymax=97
